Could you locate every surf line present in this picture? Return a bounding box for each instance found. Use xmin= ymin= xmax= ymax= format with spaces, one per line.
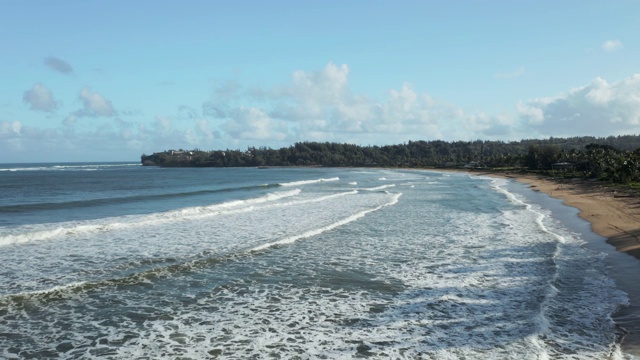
xmin=250 ymin=192 xmax=402 ymax=252
xmin=0 ymin=189 xmax=304 ymax=247
xmin=489 ymin=177 xmax=570 ymax=357
xmin=278 ymin=177 xmax=340 ymax=187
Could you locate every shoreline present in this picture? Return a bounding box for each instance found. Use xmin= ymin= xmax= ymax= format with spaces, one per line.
xmin=455 ymin=169 xmax=640 ymax=356
xmin=485 ymin=172 xmax=640 ymax=258
xmin=434 ymin=168 xmax=640 ymax=258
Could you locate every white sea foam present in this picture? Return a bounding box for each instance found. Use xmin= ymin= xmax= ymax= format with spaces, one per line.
xmin=0 ymin=189 xmax=303 ymax=247
xmin=278 ymin=177 xmax=339 ymax=186
xmin=1 ymin=281 xmax=89 ymax=300
xmin=250 ymin=192 xmax=402 ymax=252
xmin=90 ymin=191 xmax=569 ymax=358
xmin=360 ymin=184 xmax=396 ymax=191
xmin=0 ymin=163 xmax=139 ymax=172
xmin=0 ymin=188 xmax=364 ymax=249
xmin=0 ymin=187 xmax=392 ymax=297
xmin=490 ymin=178 xmax=562 ymax=349
xmin=488 ymin=176 xmax=629 ymax=358
xmin=0 ymin=167 xmax=50 ymax=172
xmin=0 ymin=169 xmax=630 ymax=359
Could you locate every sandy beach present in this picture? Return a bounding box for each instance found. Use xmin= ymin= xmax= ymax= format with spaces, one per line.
xmin=501 ymin=173 xmax=640 ymax=259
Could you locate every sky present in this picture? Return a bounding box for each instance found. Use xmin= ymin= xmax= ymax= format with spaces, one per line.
xmin=1 ymin=0 xmax=639 ymax=163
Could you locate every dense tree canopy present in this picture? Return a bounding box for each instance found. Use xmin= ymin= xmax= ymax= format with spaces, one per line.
xmin=141 ymin=135 xmax=640 ymax=184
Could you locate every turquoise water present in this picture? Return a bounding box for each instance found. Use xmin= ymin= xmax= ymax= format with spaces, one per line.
xmin=0 ymin=164 xmax=633 ymax=359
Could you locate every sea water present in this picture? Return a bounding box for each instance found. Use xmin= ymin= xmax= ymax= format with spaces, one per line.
xmin=0 ymin=164 xmax=634 ymax=359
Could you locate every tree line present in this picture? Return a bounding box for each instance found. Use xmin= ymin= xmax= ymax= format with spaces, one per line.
xmin=141 ymin=135 xmax=640 ymax=183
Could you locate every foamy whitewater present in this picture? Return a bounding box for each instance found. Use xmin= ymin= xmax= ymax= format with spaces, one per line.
xmin=0 ymin=164 xmax=634 ymax=359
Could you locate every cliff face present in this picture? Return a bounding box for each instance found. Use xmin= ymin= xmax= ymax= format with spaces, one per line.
xmin=140 ymin=153 xmax=161 ymax=166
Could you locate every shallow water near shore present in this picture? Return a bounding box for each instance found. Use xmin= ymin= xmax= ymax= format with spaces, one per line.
xmin=507 ymin=181 xmax=640 ymax=357
xmin=0 ymin=163 xmax=636 ymax=359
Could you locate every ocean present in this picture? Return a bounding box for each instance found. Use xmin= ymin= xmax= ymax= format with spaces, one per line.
xmin=0 ymin=163 xmax=637 ymax=359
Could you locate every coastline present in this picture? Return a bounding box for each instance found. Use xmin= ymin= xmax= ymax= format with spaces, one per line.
xmin=432 ymin=168 xmax=640 ymax=251
xmin=460 ymin=169 xmax=640 ymax=356
xmin=487 ymin=172 xmax=640 ymax=258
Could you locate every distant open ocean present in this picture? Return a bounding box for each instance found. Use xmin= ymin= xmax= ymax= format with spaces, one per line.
xmin=1 ymin=163 xmax=638 ymax=359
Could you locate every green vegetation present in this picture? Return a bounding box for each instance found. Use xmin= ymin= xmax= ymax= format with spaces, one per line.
xmin=141 ymin=135 xmax=640 ymax=184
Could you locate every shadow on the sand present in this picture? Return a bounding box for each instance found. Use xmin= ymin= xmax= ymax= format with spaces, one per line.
xmin=608 ymin=228 xmax=640 ymax=260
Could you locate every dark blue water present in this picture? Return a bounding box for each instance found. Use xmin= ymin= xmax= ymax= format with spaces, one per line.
xmin=0 ymin=163 xmax=346 ymax=226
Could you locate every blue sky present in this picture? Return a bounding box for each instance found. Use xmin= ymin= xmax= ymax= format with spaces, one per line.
xmin=2 ymin=1 xmax=639 ymax=162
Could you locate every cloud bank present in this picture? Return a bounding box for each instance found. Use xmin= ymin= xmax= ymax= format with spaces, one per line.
xmin=206 ymin=63 xmax=492 ymax=145
xmin=4 ymin=63 xmax=640 ymax=162
xmin=517 ymin=75 xmax=640 ymax=136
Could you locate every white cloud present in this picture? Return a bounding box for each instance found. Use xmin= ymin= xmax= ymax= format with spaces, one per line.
xmin=202 ymin=62 xmax=523 ymax=145
xmin=222 ymin=107 xmax=288 ymax=141
xmin=0 ymin=121 xmax=24 ymax=152
xmin=196 ymin=119 xmax=217 ymax=140
xmin=458 ymin=112 xmax=515 ymax=138
xmin=23 ymin=83 xmax=58 ymax=112
xmin=208 ymin=64 xmax=640 ymax=146
xmin=516 ymin=100 xmax=547 ymax=124
xmin=134 ymin=115 xmax=209 ymax=150
xmin=602 ymin=39 xmax=622 ymax=52
xmin=289 ymin=62 xmax=349 ymax=105
xmin=517 ymin=74 xmax=640 ymax=136
xmin=372 ymin=83 xmax=446 ymax=137
xmin=0 ymin=114 xmax=218 ymax=162
xmin=11 ymin=64 xmax=640 ymax=163
xmin=0 ymin=120 xmax=68 ymax=158
xmin=78 ymin=87 xmax=116 ymax=117
xmin=264 ymin=62 xmax=353 ymax=124
xmin=0 ymin=121 xmax=22 ymax=138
